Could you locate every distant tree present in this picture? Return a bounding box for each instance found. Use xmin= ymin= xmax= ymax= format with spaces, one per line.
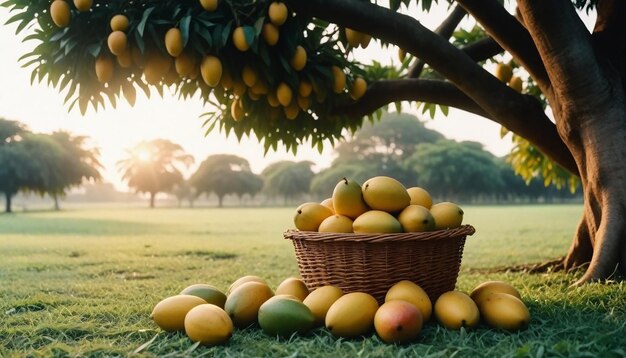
xmin=0 ymin=119 xmax=30 ymax=213
xmin=333 ymin=113 xmax=444 ymax=185
xmin=309 ymin=162 xmax=379 ymax=198
xmin=262 ymin=161 xmax=315 ymax=205
xmin=190 ymin=154 xmax=262 ymax=207
xmin=172 ymin=181 xmax=196 ymax=208
xmin=404 ymin=140 xmax=504 ymax=201
xmin=44 ymin=132 xmax=101 ymax=210
xmin=233 ymin=171 xmax=264 ymax=203
xmin=117 ymin=139 xmax=194 ymax=208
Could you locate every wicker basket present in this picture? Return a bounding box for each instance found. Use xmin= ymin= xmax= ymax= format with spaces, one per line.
xmin=284 ymin=225 xmax=475 ymax=303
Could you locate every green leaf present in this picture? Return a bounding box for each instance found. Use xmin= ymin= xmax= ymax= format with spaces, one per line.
xmin=86 ymin=43 xmax=102 ymax=58
xmin=254 ymin=17 xmax=265 ymax=35
xmin=221 ymin=21 xmax=232 ymax=47
xmin=4 ymin=10 xmax=27 ymax=26
xmin=180 ymin=15 xmax=192 ymax=47
xmin=134 ymin=31 xmax=145 ymax=54
xmin=49 ymin=29 xmax=69 ymax=42
xmin=421 ymin=0 xmax=434 ymax=11
xmin=137 ymin=7 xmax=155 ymax=37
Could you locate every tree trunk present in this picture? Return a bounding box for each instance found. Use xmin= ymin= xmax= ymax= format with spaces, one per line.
xmin=559 ymin=105 xmax=626 ymax=284
xmin=52 ymin=194 xmax=60 ymax=211
xmin=149 ymin=192 xmax=156 ymax=208
xmin=218 ymin=195 xmax=224 ymax=208
xmin=4 ymin=192 xmax=12 ymax=213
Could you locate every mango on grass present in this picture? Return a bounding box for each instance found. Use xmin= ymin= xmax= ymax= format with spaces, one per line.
xmin=184 ymin=304 xmax=233 ymax=346
xmin=479 ymin=293 xmax=530 ymax=331
xmin=180 ymin=284 xmax=227 ymax=308
xmin=325 ymin=292 xmax=379 ymax=338
xmin=226 ymin=275 xmax=267 ymax=296
xmin=470 ymin=281 xmax=521 ymax=308
xmin=224 ymin=281 xmax=274 ymax=328
xmin=374 ymin=300 xmax=423 ymax=344
xmin=294 ymin=202 xmax=333 ymax=231
xmin=275 ymin=277 xmax=309 ymax=301
xmin=385 ymin=280 xmax=432 ymax=322
xmin=303 ymin=285 xmax=343 ymax=326
xmin=150 ymin=295 xmax=207 ymax=332
xmin=434 ymin=291 xmax=479 ymax=330
xmin=258 ymin=296 xmax=315 ymax=337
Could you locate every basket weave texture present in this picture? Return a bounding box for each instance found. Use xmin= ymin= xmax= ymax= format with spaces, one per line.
xmin=284 ymin=225 xmax=475 ymax=303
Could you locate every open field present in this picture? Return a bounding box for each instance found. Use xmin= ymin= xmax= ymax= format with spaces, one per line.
xmin=1 ymin=205 xmax=625 ymax=357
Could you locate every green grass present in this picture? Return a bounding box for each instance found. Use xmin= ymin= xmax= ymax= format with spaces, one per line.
xmin=1 ymin=205 xmax=625 ymax=357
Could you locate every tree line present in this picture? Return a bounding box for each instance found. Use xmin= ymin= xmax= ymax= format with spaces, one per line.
xmin=1 ymin=113 xmax=579 ymax=212
xmin=0 ymin=119 xmax=100 ymax=212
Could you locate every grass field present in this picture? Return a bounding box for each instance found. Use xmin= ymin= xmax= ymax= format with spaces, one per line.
xmin=1 ymin=205 xmax=625 ymax=357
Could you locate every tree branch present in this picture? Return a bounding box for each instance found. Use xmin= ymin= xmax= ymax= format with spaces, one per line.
xmin=461 ymin=37 xmax=503 ymax=62
xmin=408 ymin=5 xmax=467 ymax=78
xmin=456 ymin=0 xmax=553 ymax=100
xmin=518 ymin=0 xmax=610 ymax=116
xmin=332 ymin=79 xmax=490 ymax=118
xmin=290 ymin=0 xmax=578 ymax=175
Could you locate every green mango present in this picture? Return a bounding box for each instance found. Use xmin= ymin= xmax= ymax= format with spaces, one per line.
xmin=258 ymin=296 xmax=315 ymax=337
xmin=180 ymin=284 xmax=227 ymax=308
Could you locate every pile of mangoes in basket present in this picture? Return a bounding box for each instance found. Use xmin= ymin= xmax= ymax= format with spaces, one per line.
xmin=150 ymin=276 xmax=530 ymax=346
xmin=294 ymin=176 xmax=464 ymax=233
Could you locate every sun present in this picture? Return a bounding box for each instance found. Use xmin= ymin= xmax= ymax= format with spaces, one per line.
xmin=136 ymin=149 xmax=152 ymax=162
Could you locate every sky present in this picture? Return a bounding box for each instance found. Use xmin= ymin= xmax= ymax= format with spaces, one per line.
xmin=0 ymin=4 xmax=519 ymax=190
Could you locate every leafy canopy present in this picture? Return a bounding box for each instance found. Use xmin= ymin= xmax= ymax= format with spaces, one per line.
xmin=4 ymin=0 xmax=370 ymax=154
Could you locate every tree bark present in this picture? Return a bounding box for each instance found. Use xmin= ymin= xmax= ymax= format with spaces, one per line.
xmin=519 ymin=0 xmax=626 ymax=284
xmin=4 ymin=192 xmax=12 ymax=213
xmin=149 ymin=192 xmax=156 ymax=208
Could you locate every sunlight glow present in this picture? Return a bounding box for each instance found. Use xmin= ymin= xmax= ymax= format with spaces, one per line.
xmin=136 ymin=149 xmax=152 ymax=162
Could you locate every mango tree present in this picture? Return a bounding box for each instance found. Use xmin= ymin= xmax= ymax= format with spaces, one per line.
xmin=3 ymin=0 xmax=625 ymax=284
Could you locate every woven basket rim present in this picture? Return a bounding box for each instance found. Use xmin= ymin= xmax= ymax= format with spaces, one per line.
xmin=284 ymin=224 xmax=475 ymax=243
